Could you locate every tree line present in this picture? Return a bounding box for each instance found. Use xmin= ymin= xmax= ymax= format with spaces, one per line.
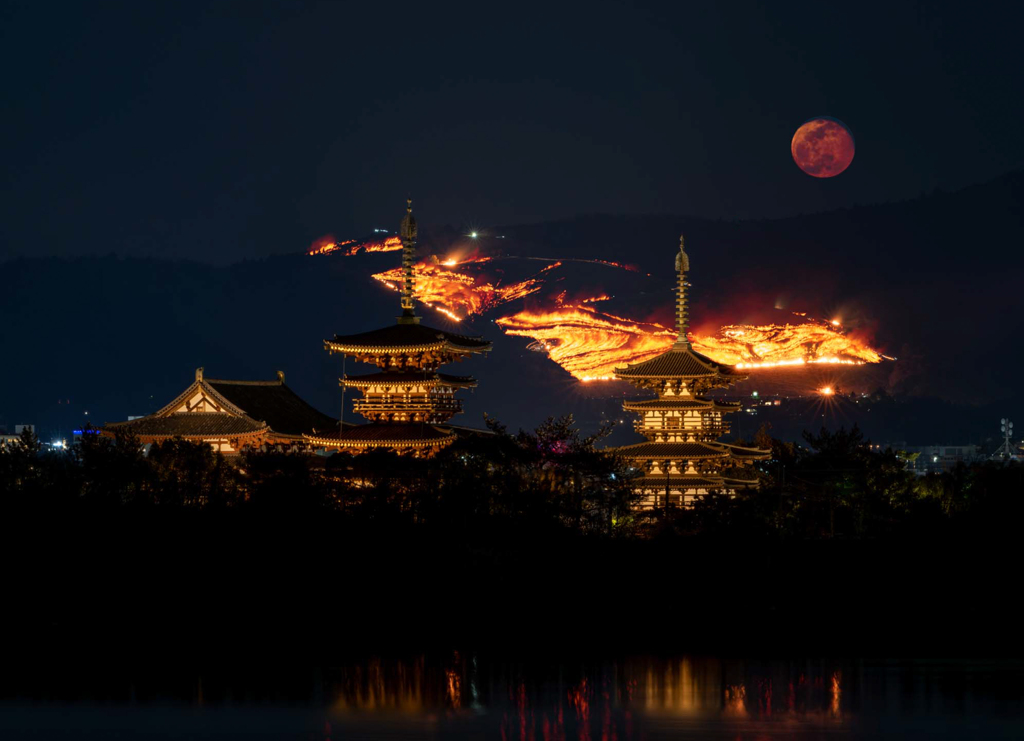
xmin=1 ymin=419 xmax=1021 ymax=540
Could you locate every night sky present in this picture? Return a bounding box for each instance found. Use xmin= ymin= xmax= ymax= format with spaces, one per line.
xmin=3 ymin=1 xmax=1023 ymax=264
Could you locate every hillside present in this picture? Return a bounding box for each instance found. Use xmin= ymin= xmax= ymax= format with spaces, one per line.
xmin=1 ymin=172 xmax=1022 ymax=444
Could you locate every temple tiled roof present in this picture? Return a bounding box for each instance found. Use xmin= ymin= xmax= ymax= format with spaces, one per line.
xmin=326 ymin=323 xmax=491 ymax=353
xmin=615 ymin=441 xmax=730 ymax=459
xmin=206 ymin=378 xmax=339 ymax=436
xmin=614 ymin=346 xmax=742 ymax=379
xmin=342 ymin=371 xmax=477 ymax=388
xmin=105 ymin=413 xmax=267 ymax=438
xmin=103 ymin=371 xmax=340 ymax=443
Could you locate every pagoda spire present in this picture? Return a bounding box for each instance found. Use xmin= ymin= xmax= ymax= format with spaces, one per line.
xmin=674 ymin=234 xmax=690 ymax=347
xmin=398 ymin=198 xmax=420 ymax=325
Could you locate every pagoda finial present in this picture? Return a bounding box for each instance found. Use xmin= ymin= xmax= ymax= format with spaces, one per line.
xmin=195 ymin=366 xmax=204 ymax=382
xmin=674 ymin=235 xmax=690 ymax=347
xmin=397 ymin=198 xmax=420 ymax=325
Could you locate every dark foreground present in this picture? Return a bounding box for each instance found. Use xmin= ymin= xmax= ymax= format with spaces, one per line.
xmin=3 ymin=432 xmax=1022 ymax=738
xmin=4 ymin=511 xmax=1022 ymax=740
xmin=3 ymin=509 xmax=1021 ymax=656
xmin=3 ymin=426 xmax=1023 ymax=655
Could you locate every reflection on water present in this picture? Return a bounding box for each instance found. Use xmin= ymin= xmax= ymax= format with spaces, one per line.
xmin=1 ymin=655 xmax=1022 ymax=739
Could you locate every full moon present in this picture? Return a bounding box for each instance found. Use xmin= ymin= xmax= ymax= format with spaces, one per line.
xmin=791 ymin=117 xmax=855 ymax=178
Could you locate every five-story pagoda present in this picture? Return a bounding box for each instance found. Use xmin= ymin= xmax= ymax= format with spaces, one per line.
xmin=305 ymin=201 xmax=492 ymax=456
xmin=613 ymin=236 xmax=769 ymax=507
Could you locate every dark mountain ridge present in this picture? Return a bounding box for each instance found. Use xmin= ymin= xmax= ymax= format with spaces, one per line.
xmin=1 ymin=171 xmax=1021 ymax=444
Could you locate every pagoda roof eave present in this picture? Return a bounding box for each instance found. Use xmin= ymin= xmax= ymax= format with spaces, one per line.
xmin=722 ymin=443 xmax=772 ymax=460
xmin=615 ymin=441 xmax=730 ymax=459
xmin=303 ymin=423 xmax=456 ymax=449
xmin=721 ymin=475 xmax=762 ymax=487
xmin=325 ymin=322 xmax=491 ymax=356
xmin=613 ymin=346 xmax=745 ymax=381
xmin=341 ymin=371 xmax=477 ymax=388
xmin=621 ymin=399 xmax=741 ymax=411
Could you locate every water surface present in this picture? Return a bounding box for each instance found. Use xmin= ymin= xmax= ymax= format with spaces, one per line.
xmin=1 ymin=655 xmax=1021 ymax=739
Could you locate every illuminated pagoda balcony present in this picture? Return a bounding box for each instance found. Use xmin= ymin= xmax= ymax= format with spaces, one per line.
xmin=352 ymin=398 xmax=464 ymax=423
xmin=633 ymin=421 xmax=730 ymax=440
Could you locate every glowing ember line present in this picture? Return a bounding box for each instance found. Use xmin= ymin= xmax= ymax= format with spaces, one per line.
xmin=592 ymin=259 xmax=639 ymax=272
xmin=308 ymin=238 xmax=356 ymax=256
xmin=308 ymin=236 xmax=402 ymax=256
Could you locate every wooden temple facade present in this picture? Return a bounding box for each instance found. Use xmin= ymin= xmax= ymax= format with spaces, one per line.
xmin=103 ymin=368 xmax=340 ymax=455
xmin=304 ymin=201 xmax=492 ymax=456
xmin=613 ymin=237 xmax=769 ymax=508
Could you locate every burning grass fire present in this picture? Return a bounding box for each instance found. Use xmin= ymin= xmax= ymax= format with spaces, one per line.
xmin=309 ymin=234 xmax=886 ymax=381
xmin=695 ymin=322 xmax=883 ymax=369
xmin=371 ymin=263 xmax=542 ymax=321
xmin=308 ymin=236 xmax=402 ymax=256
xmin=497 ymin=307 xmax=885 ymax=382
xmin=497 ymin=305 xmax=676 ymax=382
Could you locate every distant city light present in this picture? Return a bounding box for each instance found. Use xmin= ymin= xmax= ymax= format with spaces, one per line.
xmin=818 ymin=386 xmax=835 ymax=396
xmin=831 ymin=319 xmax=841 ymax=326
xmin=470 ymin=232 xmax=478 ymax=238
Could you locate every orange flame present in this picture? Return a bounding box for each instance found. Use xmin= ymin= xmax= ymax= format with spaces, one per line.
xmin=694 ymin=323 xmax=882 ymax=368
xmin=307 ymin=236 xmax=885 ymax=379
xmin=372 ymin=263 xmax=542 ymax=321
xmin=497 ymin=306 xmax=884 ymax=381
xmin=496 ymin=305 xmax=675 ymax=381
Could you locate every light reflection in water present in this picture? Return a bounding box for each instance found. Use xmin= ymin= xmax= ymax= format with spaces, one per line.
xmin=321 ymin=655 xmax=847 ymax=739
xmin=724 ymin=684 xmax=748 ymax=716
xmin=330 ymin=656 xmax=428 ymax=713
xmin=832 ymin=670 xmax=842 ymax=718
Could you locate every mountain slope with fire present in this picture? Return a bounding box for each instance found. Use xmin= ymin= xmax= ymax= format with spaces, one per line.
xmin=8 ymin=173 xmax=1022 ymax=446
xmin=308 ymin=226 xmax=888 ymax=386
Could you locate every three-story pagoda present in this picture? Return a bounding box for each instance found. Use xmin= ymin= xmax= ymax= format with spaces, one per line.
xmin=305 ymin=201 xmax=492 ymax=456
xmin=613 ymin=236 xmax=769 ymax=507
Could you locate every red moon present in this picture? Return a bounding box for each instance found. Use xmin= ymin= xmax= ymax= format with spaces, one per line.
xmin=791 ymin=117 xmax=855 ymax=178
